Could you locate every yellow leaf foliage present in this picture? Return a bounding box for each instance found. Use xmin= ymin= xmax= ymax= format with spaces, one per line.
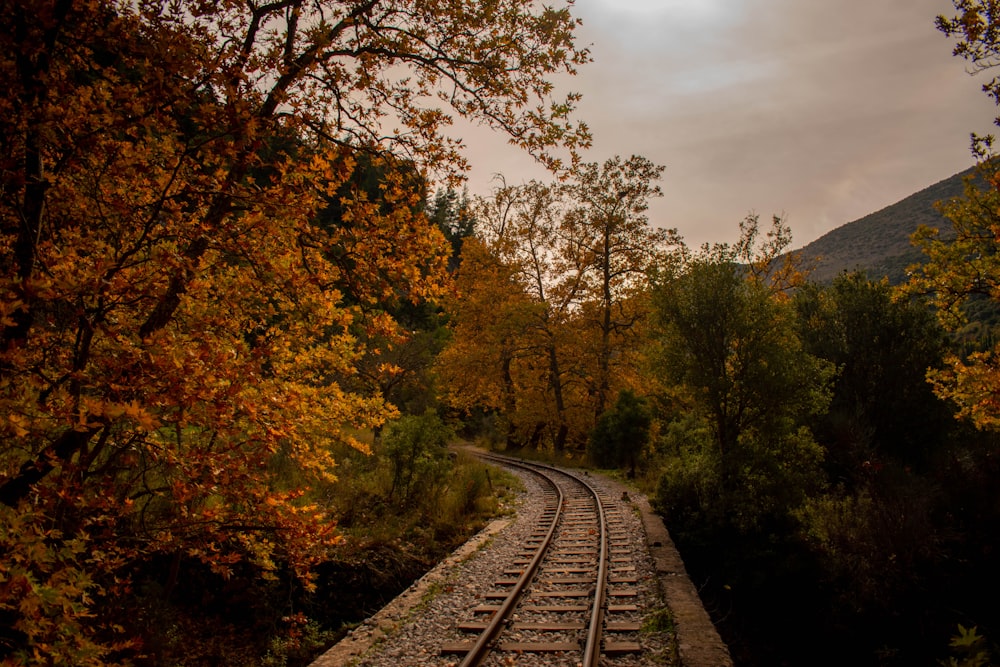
xmin=905 ymin=162 xmax=1000 ymax=430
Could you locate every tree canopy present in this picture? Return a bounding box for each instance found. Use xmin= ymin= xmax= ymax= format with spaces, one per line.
xmin=0 ymin=0 xmax=590 ymax=662
xmin=907 ymin=2 xmax=1000 ymax=430
xmin=938 ymin=0 xmax=1000 ymax=156
xmin=436 ymin=156 xmax=678 ymax=452
xmin=906 ymin=165 xmax=1000 ymax=429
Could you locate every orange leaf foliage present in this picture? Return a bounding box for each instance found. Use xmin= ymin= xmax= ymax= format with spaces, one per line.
xmin=0 ymin=0 xmax=588 ymax=661
xmin=438 ymin=158 xmax=678 ymax=450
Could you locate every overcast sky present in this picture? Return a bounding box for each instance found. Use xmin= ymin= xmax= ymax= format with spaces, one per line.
xmin=458 ymin=0 xmax=998 ymax=249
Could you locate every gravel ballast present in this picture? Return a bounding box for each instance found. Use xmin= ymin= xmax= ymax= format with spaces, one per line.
xmin=310 ymin=457 xmax=731 ymax=667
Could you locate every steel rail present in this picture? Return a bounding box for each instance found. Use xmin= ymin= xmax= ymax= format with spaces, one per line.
xmin=457 ymin=455 xmax=565 ymax=667
xmin=582 ymin=478 xmax=609 ymax=667
xmin=466 ymin=453 xmax=611 ymax=667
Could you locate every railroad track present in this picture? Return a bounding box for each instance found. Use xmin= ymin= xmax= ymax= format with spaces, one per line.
xmin=441 ymin=454 xmax=643 ymax=666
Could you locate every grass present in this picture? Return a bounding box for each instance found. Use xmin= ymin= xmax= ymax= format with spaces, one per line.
xmin=642 ymin=607 xmax=681 ymax=665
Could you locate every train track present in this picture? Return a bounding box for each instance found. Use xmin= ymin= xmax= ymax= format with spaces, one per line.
xmin=441 ymin=454 xmax=643 ymax=666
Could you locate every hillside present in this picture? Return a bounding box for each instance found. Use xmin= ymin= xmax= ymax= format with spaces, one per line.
xmin=793 ymin=167 xmax=977 ymax=284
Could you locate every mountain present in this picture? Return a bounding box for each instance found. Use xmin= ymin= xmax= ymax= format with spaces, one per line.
xmin=793 ymin=167 xmax=978 ymax=284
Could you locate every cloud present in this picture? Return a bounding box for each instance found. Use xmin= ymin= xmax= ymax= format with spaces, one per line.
xmin=457 ymin=0 xmax=996 ymax=249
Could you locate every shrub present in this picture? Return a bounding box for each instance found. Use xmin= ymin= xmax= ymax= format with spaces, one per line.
xmin=380 ymin=412 xmax=454 ymax=506
xmin=588 ymin=390 xmax=651 ymax=474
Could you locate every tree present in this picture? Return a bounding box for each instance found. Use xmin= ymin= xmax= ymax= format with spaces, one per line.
xmin=905 ymin=2 xmax=1000 ymax=431
xmin=734 ymin=213 xmax=812 ymax=295
xmin=428 ymin=186 xmax=476 ymax=269
xmin=381 ymin=412 xmax=454 ymax=505
xmin=316 ymin=154 xmax=451 ymax=418
xmin=0 ymin=0 xmax=590 ymax=661
xmin=938 ymin=1 xmax=1000 ymax=156
xmin=795 ymin=272 xmax=950 ymax=481
xmin=437 ymin=181 xmax=586 ymax=450
xmin=438 ymin=161 xmax=677 ymax=452
xmin=588 ymin=389 xmax=651 ymax=476
xmin=477 ymin=179 xmax=587 ymax=450
xmin=653 ymin=252 xmax=831 ymax=460
xmin=905 ymin=166 xmax=1000 ymax=429
xmin=563 ymin=155 xmax=680 ymax=418
xmin=650 ymin=234 xmax=832 ymax=532
xmin=790 ymin=273 xmax=977 ymax=658
xmin=435 ymin=237 xmax=538 ymax=448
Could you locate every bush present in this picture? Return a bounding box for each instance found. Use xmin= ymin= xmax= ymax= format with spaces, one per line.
xmin=794 ymin=469 xmax=943 ymax=617
xmin=652 ymin=416 xmax=721 ymax=531
xmin=653 ymin=416 xmax=825 ymax=539
xmin=588 ymin=390 xmax=651 ymax=474
xmin=429 ymin=455 xmax=504 ymax=540
xmin=380 ymin=412 xmax=454 ymax=506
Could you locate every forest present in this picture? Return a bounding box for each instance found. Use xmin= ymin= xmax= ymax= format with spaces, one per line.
xmin=1 ymin=1 xmax=999 ymax=666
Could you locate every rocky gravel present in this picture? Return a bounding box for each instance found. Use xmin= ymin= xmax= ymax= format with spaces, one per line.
xmin=311 ymin=461 xmax=679 ymax=667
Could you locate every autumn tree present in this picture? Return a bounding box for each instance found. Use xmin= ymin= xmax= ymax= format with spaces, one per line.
xmin=435 ymin=236 xmax=539 ymax=447
xmin=0 ymin=0 xmax=590 ymax=662
xmin=896 ymin=2 xmax=1000 ymax=429
xmin=438 ymin=181 xmax=585 ymax=450
xmin=317 ymin=154 xmax=450 ymax=417
xmin=439 ymin=159 xmax=675 ymax=452
xmin=734 ymin=213 xmax=812 ymax=295
xmin=480 ymin=180 xmax=588 ymax=450
xmin=563 ymin=155 xmax=680 ymax=418
xmin=938 ymin=1 xmax=1000 ymax=157
xmin=905 ymin=165 xmax=1000 ymax=429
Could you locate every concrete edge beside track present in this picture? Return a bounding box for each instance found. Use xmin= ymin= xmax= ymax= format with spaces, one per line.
xmin=616 ymin=483 xmax=734 ymax=667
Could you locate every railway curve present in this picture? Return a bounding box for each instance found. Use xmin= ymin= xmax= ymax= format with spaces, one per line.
xmin=311 ymin=451 xmax=732 ymax=667
xmin=442 ymin=453 xmax=632 ymax=666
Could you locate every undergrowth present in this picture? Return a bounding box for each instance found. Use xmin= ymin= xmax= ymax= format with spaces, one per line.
xmin=117 ymin=416 xmax=520 ymax=667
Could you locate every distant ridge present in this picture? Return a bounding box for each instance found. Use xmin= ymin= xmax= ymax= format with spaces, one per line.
xmin=794 ymin=167 xmax=977 ymax=284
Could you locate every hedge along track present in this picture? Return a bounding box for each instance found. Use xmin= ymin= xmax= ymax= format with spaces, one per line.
xmin=441 ymin=454 xmax=642 ymax=666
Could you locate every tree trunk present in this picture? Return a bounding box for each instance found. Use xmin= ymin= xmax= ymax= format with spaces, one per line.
xmin=547 ymin=341 xmax=568 ymax=451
